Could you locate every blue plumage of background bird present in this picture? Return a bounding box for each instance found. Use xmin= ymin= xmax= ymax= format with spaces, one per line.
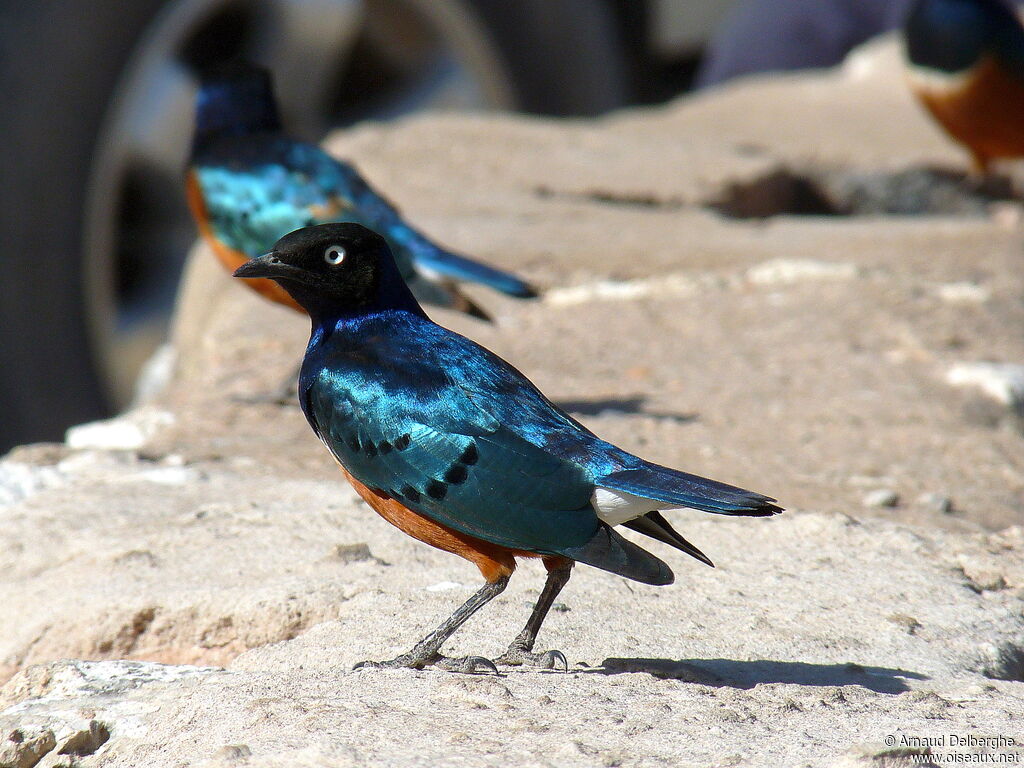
xmin=904 ymin=0 xmax=1024 ymax=173
xmin=235 ymin=222 xmax=782 ymax=674
xmin=188 ymin=63 xmax=536 ymax=319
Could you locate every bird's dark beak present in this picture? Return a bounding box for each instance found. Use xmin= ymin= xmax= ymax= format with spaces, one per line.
xmin=233 ymin=252 xmax=304 ymax=281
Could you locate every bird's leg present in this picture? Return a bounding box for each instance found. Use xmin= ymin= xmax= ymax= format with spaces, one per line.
xmin=356 ymin=575 xmax=509 ymax=674
xmin=494 ymin=558 xmax=572 ymax=670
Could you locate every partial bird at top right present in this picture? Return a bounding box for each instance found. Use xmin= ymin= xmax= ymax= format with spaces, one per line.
xmin=904 ymin=0 xmax=1024 ymax=174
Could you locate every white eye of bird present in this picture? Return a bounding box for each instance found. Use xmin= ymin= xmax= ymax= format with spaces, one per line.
xmin=324 ymin=245 xmax=346 ymax=266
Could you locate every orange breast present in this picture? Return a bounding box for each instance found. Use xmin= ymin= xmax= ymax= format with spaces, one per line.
xmin=910 ymin=55 xmax=1024 ymax=171
xmin=185 ymin=170 xmax=304 ymax=312
xmin=337 ymin=464 xmax=543 ymax=583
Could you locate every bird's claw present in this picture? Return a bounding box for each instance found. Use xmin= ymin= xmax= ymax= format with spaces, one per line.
xmin=494 ymin=648 xmax=569 ymax=671
xmin=534 ymin=650 xmax=569 ymax=671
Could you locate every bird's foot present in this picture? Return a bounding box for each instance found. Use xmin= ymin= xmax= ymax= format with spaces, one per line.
xmin=354 ymin=652 xmax=497 ymax=675
xmin=493 ymin=646 xmax=568 ymax=671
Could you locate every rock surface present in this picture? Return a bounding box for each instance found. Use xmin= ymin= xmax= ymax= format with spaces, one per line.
xmin=2 ymin=38 xmax=1023 ymax=767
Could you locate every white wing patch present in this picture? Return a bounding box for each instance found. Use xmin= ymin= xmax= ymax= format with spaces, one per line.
xmin=591 ymin=487 xmax=673 ymax=526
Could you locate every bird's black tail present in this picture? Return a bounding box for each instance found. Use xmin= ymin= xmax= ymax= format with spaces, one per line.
xmin=561 ymin=523 xmax=674 ymax=586
xmin=405 ymin=274 xmax=494 ymax=322
xmin=406 ymin=237 xmax=538 ymax=299
xmin=623 ymin=511 xmax=715 ymax=567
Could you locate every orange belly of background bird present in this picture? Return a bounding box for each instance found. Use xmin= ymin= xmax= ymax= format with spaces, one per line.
xmin=185 ymin=171 xmax=304 ymax=312
xmin=336 ymin=464 xmax=546 ymax=583
xmin=910 ymin=55 xmax=1024 ymax=172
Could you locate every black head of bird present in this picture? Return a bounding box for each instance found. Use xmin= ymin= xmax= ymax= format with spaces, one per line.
xmin=233 ymin=223 xmax=423 ymax=320
xmin=192 ymin=61 xmax=282 ymax=154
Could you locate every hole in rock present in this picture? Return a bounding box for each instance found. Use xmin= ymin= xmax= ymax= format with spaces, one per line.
xmin=707 ymin=166 xmax=1019 ymax=219
xmin=709 ymin=168 xmax=841 ymax=218
xmin=59 ymin=721 xmax=110 ymax=757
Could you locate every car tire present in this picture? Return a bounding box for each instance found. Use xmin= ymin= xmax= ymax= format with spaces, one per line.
xmin=468 ymin=0 xmax=630 ymax=115
xmin=0 ymin=0 xmax=171 ymax=451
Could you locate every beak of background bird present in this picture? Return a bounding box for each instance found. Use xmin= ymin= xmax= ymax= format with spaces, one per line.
xmin=233 ymin=252 xmax=299 ymax=280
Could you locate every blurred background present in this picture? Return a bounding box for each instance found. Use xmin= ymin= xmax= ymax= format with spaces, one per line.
xmin=0 ymin=0 xmax=943 ymax=452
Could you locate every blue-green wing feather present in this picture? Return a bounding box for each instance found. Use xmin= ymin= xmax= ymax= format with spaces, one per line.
xmin=192 ymin=134 xmax=534 ymax=297
xmin=192 ymin=136 xmax=418 ymax=278
xmin=302 ymin=336 xmax=600 ymax=553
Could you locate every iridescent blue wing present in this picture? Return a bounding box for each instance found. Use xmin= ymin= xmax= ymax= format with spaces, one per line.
xmin=302 ymin=342 xmax=601 ymax=554
xmin=190 ymin=136 xmax=396 ymax=260
xmin=300 ymin=315 xmax=682 ymax=585
xmin=192 ymin=136 xmax=534 ymax=300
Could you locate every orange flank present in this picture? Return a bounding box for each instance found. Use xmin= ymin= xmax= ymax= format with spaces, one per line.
xmin=337 ymin=464 xmax=570 ymax=583
xmin=185 ymin=170 xmax=304 ymax=312
xmin=909 ymin=55 xmax=1024 ymax=173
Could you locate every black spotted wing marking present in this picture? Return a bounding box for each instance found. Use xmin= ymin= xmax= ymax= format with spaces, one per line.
xmin=302 ymin=368 xmax=600 ymax=554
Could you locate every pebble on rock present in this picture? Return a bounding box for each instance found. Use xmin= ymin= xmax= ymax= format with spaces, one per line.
xmin=863 ymin=489 xmax=899 ymax=508
xmin=917 ymin=493 xmax=954 ymax=514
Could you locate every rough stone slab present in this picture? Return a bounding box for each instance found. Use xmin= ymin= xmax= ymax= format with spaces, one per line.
xmin=1 ymin=509 xmax=1022 ymax=767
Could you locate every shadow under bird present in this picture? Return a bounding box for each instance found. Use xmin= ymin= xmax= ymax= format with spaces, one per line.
xmin=904 ymin=0 xmax=1024 ymax=173
xmin=187 ymin=63 xmax=536 ymax=321
xmin=234 ymin=222 xmax=782 ymax=673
